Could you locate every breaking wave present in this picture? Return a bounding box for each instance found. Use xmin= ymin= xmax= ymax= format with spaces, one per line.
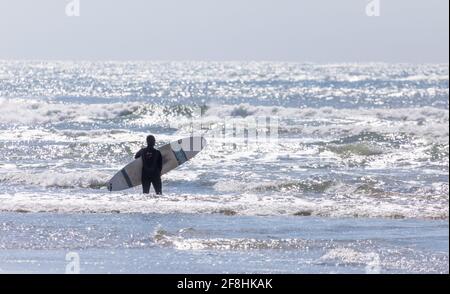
xmin=153 ymin=226 xmax=311 ymax=250
xmin=0 ymin=99 xmax=447 ymax=143
xmin=214 ymin=179 xmax=335 ymax=194
xmin=0 ymin=98 xmax=198 ymax=125
xmin=319 ymin=247 xmax=449 ymax=274
xmin=0 ymin=189 xmax=447 ymax=219
xmin=205 ymin=104 xmax=449 ymax=142
xmin=0 ymin=170 xmax=109 ymax=189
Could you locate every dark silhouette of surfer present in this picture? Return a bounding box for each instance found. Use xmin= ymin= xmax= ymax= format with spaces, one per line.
xmin=135 ymin=135 xmax=163 ymax=194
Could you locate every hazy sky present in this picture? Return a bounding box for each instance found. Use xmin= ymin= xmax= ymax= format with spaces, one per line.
xmin=0 ymin=0 xmax=448 ymax=62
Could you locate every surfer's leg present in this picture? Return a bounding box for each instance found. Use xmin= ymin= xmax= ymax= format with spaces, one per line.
xmin=142 ymin=179 xmax=150 ymax=194
xmin=153 ymin=176 xmax=162 ymax=195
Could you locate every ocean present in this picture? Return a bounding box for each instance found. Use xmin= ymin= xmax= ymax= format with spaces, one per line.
xmin=0 ymin=61 xmax=448 ymax=273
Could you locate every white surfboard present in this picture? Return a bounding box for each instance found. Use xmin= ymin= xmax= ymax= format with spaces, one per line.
xmin=107 ymin=136 xmax=207 ymax=191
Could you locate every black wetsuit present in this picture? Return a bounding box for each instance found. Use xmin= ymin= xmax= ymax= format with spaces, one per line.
xmin=135 ymin=146 xmax=163 ymax=194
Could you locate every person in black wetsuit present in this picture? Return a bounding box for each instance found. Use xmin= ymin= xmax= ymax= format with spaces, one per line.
xmin=135 ymin=135 xmax=163 ymax=195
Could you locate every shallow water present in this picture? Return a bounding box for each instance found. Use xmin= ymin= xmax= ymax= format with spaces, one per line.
xmin=0 ymin=61 xmax=448 ymax=273
xmin=0 ymin=213 xmax=448 ymax=274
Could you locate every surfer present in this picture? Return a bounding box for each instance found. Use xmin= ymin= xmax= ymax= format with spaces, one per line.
xmin=135 ymin=135 xmax=163 ymax=195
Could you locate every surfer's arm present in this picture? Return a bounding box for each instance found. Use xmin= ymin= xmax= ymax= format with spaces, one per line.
xmin=134 ymin=149 xmax=143 ymax=159
xmin=157 ymin=151 xmax=163 ymax=173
